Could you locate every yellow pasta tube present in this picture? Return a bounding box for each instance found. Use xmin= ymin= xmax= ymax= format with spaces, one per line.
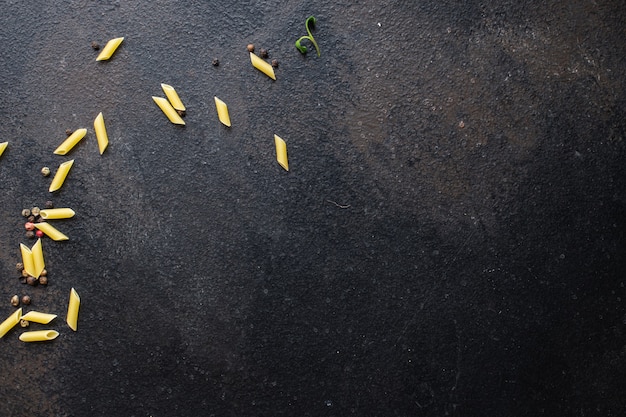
xmin=274 ymin=134 xmax=289 ymax=171
xmin=34 ymin=222 xmax=69 ymax=241
xmin=21 ymin=311 xmax=57 ymax=324
xmin=19 ymin=330 xmax=59 ymax=342
xmin=214 ymin=96 xmax=231 ymax=127
xmin=161 ymin=83 xmax=186 ymax=111
xmin=94 ymin=112 xmax=109 ymax=154
xmin=250 ymin=52 xmax=276 ymax=80
xmin=53 ymin=128 xmax=87 ymax=155
xmin=20 ymin=244 xmax=36 ymax=278
xmin=0 ymin=308 xmax=22 ymax=338
xmin=152 ymin=97 xmax=185 ymax=125
xmin=31 ymin=238 xmax=45 ymax=278
xmin=0 ymin=141 xmax=7 ymax=158
xmin=39 ymin=208 xmax=75 ymax=220
xmin=96 ymin=37 xmax=124 ymax=61
xmin=67 ymin=288 xmax=80 ymax=331
xmin=49 ymin=160 xmax=74 ymax=192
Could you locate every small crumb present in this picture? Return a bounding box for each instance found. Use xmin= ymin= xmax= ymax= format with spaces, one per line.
xmin=176 ymin=110 xmax=186 ymax=117
xmin=271 ymin=59 xmax=279 ymax=68
xmin=458 ymin=121 xmax=465 ymax=129
xmin=212 ymin=58 xmax=219 ymax=66
xmin=91 ymin=41 xmax=100 ymax=50
xmin=247 ymin=43 xmax=255 ymax=52
xmin=65 ymin=129 xmax=74 ymax=136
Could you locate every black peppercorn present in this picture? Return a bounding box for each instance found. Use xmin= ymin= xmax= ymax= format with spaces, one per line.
xmin=26 ymin=276 xmax=37 ymax=286
xmin=45 ymin=200 xmax=54 ymax=209
xmin=259 ymin=48 xmax=269 ymax=58
xmin=39 ymin=276 xmax=48 ymax=285
xmin=212 ymin=58 xmax=219 ymax=66
xmin=271 ymin=59 xmax=279 ymax=68
xmin=25 ymin=231 xmax=35 ymax=239
xmin=91 ymin=41 xmax=100 ymax=50
xmin=65 ymin=129 xmax=74 ymax=136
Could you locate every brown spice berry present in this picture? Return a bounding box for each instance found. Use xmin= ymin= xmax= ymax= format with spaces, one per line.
xmin=21 ymin=208 xmax=31 ymax=217
xmin=35 ymin=216 xmax=45 ymax=223
xmin=45 ymin=200 xmax=54 ymax=209
xmin=20 ymin=319 xmax=29 ymax=328
xmin=65 ymin=128 xmax=74 ymax=136
xmin=19 ymin=278 xmax=27 ymax=285
xmin=176 ymin=110 xmax=186 ymax=117
xmin=259 ymin=48 xmax=269 ymax=58
xmin=21 ymin=269 xmax=30 ymax=278
xmin=39 ymin=276 xmax=48 ymax=285
xmin=16 ymin=262 xmax=24 ymax=272
xmin=11 ymin=295 xmax=19 ymax=307
xmin=25 ymin=230 xmax=35 ymax=239
xmin=41 ymin=166 xmax=51 ymax=176
xmin=21 ymin=295 xmax=31 ymax=305
xmin=27 ymin=215 xmax=35 ymax=223
xmin=91 ymin=41 xmax=100 ymax=50
xmin=212 ymin=58 xmax=219 ymax=66
xmin=31 ymin=207 xmax=41 ymax=216
xmin=271 ymin=59 xmax=279 ymax=68
xmin=26 ymin=276 xmax=37 ymax=286
xmin=247 ymin=43 xmax=255 ymax=52
xmin=40 ymin=269 xmax=47 ymax=277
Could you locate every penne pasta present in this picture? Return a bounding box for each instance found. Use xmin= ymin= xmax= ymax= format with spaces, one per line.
xmin=39 ymin=208 xmax=75 ymax=220
xmin=49 ymin=160 xmax=74 ymax=192
xmin=0 ymin=308 xmax=22 ymax=338
xmin=31 ymin=238 xmax=45 ymax=278
xmin=94 ymin=112 xmax=109 ymax=154
xmin=0 ymin=141 xmax=7 ymax=158
xmin=161 ymin=84 xmax=186 ymax=111
xmin=214 ymin=96 xmax=231 ymax=127
xmin=152 ymin=97 xmax=185 ymax=125
xmin=21 ymin=311 xmax=57 ymax=324
xmin=66 ymin=288 xmax=80 ymax=331
xmin=19 ymin=330 xmax=59 ymax=342
xmin=250 ymin=52 xmax=276 ymax=80
xmin=34 ymin=222 xmax=69 ymax=241
xmin=96 ymin=37 xmax=124 ymax=61
xmin=54 ymin=128 xmax=87 ymax=155
xmin=20 ymin=243 xmax=37 ymax=278
xmin=274 ymin=134 xmax=289 ymax=171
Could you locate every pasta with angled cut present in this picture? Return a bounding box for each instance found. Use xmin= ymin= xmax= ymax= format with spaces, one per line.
xmin=214 ymin=97 xmax=231 ymax=127
xmin=39 ymin=208 xmax=75 ymax=220
xmin=49 ymin=160 xmax=74 ymax=192
xmin=20 ymin=243 xmax=37 ymax=278
xmin=21 ymin=311 xmax=57 ymax=324
xmin=31 ymin=238 xmax=45 ymax=278
xmin=274 ymin=134 xmax=289 ymax=171
xmin=67 ymin=288 xmax=80 ymax=331
xmin=94 ymin=113 xmax=109 ymax=154
xmin=19 ymin=330 xmax=59 ymax=342
xmin=0 ymin=141 xmax=8 ymax=158
xmin=250 ymin=52 xmax=276 ymax=80
xmin=152 ymin=97 xmax=185 ymax=125
xmin=34 ymin=222 xmax=69 ymax=241
xmin=96 ymin=37 xmax=124 ymax=61
xmin=161 ymin=84 xmax=186 ymax=111
xmin=54 ymin=128 xmax=87 ymax=155
xmin=0 ymin=308 xmax=22 ymax=338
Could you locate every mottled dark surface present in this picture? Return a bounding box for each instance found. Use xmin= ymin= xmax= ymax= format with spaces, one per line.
xmin=1 ymin=1 xmax=625 ymax=416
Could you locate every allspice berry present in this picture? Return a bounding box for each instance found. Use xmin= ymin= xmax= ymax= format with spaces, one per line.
xmin=40 ymin=269 xmax=47 ymax=277
xmin=10 ymin=295 xmax=19 ymax=307
xmin=26 ymin=276 xmax=37 ymax=286
xmin=21 ymin=269 xmax=30 ymax=278
xmin=247 ymin=43 xmax=255 ymax=52
xmin=25 ymin=231 xmax=35 ymax=239
xmin=259 ymin=48 xmax=269 ymax=58
xmin=39 ymin=276 xmax=48 ymax=285
xmin=21 ymin=209 xmax=31 ymax=217
xmin=20 ymin=319 xmax=30 ymax=328
xmin=44 ymin=200 xmax=54 ymax=209
xmin=16 ymin=262 xmax=24 ymax=272
xmin=41 ymin=166 xmax=51 ymax=176
xmin=21 ymin=295 xmax=31 ymax=305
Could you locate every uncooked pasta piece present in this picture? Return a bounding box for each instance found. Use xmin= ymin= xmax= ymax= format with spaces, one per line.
xmin=49 ymin=160 xmax=74 ymax=192
xmin=20 ymin=243 xmax=37 ymax=278
xmin=0 ymin=308 xmax=21 ymax=338
xmin=0 ymin=141 xmax=8 ymax=158
xmin=54 ymin=128 xmax=87 ymax=155
xmin=39 ymin=208 xmax=75 ymax=220
xmin=274 ymin=134 xmax=289 ymax=171
xmin=94 ymin=113 xmax=109 ymax=154
xmin=214 ymin=97 xmax=231 ymax=127
xmin=21 ymin=311 xmax=57 ymax=324
xmin=96 ymin=37 xmax=124 ymax=61
xmin=161 ymin=84 xmax=186 ymax=111
xmin=19 ymin=330 xmax=59 ymax=342
xmin=66 ymin=288 xmax=80 ymax=331
xmin=31 ymin=238 xmax=45 ymax=278
xmin=34 ymin=222 xmax=69 ymax=241
xmin=250 ymin=52 xmax=276 ymax=80
xmin=152 ymin=97 xmax=185 ymax=125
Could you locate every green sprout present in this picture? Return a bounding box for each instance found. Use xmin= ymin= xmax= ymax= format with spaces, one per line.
xmin=295 ymin=16 xmax=320 ymax=57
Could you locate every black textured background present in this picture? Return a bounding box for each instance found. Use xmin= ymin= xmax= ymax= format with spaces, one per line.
xmin=1 ymin=1 xmax=625 ymax=416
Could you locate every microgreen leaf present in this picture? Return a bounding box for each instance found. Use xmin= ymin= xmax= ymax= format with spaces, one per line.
xmin=295 ymin=15 xmax=320 ymax=57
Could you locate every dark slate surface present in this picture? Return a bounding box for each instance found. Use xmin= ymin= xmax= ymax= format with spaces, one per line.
xmin=1 ymin=1 xmax=625 ymax=416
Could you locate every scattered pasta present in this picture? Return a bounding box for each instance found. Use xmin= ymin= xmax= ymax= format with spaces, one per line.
xmin=66 ymin=288 xmax=80 ymax=331
xmin=214 ymin=96 xmax=231 ymax=127
xmin=0 ymin=141 xmax=8 ymax=158
xmin=152 ymin=97 xmax=185 ymax=125
xmin=54 ymin=128 xmax=87 ymax=155
xmin=39 ymin=208 xmax=75 ymax=220
xmin=20 ymin=243 xmax=37 ymax=278
xmin=19 ymin=330 xmax=59 ymax=342
xmin=96 ymin=37 xmax=124 ymax=61
xmin=0 ymin=308 xmax=22 ymax=338
xmin=94 ymin=112 xmax=109 ymax=154
xmin=21 ymin=311 xmax=57 ymax=324
xmin=161 ymin=84 xmax=186 ymax=111
xmin=250 ymin=52 xmax=276 ymax=80
xmin=274 ymin=134 xmax=289 ymax=171
xmin=34 ymin=222 xmax=69 ymax=241
xmin=49 ymin=160 xmax=74 ymax=192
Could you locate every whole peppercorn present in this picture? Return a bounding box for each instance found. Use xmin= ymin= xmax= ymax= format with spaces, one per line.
xmin=91 ymin=41 xmax=100 ymax=50
xmin=16 ymin=262 xmax=24 ymax=272
xmin=35 ymin=230 xmax=44 ymax=238
xmin=212 ymin=58 xmax=219 ymax=66
xmin=35 ymin=216 xmax=44 ymax=223
xmin=31 ymin=207 xmax=41 ymax=216
xmin=40 ymin=269 xmax=47 ymax=277
xmin=20 ymin=319 xmax=29 ymax=328
xmin=176 ymin=110 xmax=186 ymax=117
xmin=27 ymin=215 xmax=36 ymax=223
xmin=21 ymin=269 xmax=29 ymax=278
xmin=19 ymin=277 xmax=27 ymax=284
xmin=11 ymin=295 xmax=19 ymax=307
xmin=39 ymin=276 xmax=48 ymax=285
xmin=26 ymin=276 xmax=37 ymax=286
xmin=41 ymin=166 xmax=51 ymax=176
xmin=21 ymin=295 xmax=31 ymax=305
xmin=25 ymin=222 xmax=35 ymax=231
xmin=65 ymin=128 xmax=74 ymax=136
xmin=259 ymin=48 xmax=269 ymax=58
xmin=247 ymin=43 xmax=255 ymax=52
xmin=21 ymin=209 xmax=31 ymax=217
xmin=271 ymin=59 xmax=279 ymax=68
xmin=25 ymin=231 xmax=35 ymax=239
xmin=44 ymin=200 xmax=54 ymax=209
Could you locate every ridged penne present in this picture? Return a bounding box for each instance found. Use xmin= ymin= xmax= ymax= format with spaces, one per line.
xmin=0 ymin=141 xmax=8 ymax=158
xmin=250 ymin=52 xmax=276 ymax=80
xmin=161 ymin=84 xmax=186 ymax=111
xmin=214 ymin=97 xmax=231 ymax=127
xmin=39 ymin=208 xmax=75 ymax=220
xmin=152 ymin=97 xmax=185 ymax=125
xmin=54 ymin=128 xmax=87 ymax=155
xmin=20 ymin=243 xmax=37 ymax=278
xmin=94 ymin=112 xmax=109 ymax=154
xmin=274 ymin=134 xmax=289 ymax=171
xmin=31 ymin=238 xmax=45 ymax=278
xmin=0 ymin=308 xmax=22 ymax=338
xmin=49 ymin=160 xmax=74 ymax=192
xmin=67 ymin=288 xmax=80 ymax=331
xmin=21 ymin=311 xmax=57 ymax=324
xmin=96 ymin=37 xmax=124 ymax=61
xmin=19 ymin=330 xmax=59 ymax=342
xmin=34 ymin=222 xmax=69 ymax=241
